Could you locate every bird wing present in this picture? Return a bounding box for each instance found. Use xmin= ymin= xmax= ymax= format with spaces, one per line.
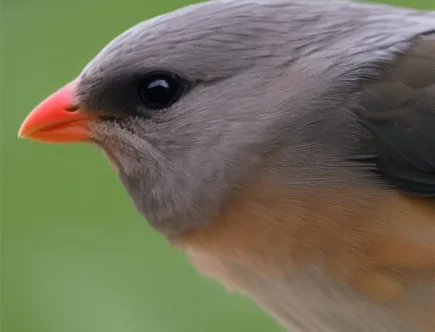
xmin=357 ymin=33 xmax=435 ymax=196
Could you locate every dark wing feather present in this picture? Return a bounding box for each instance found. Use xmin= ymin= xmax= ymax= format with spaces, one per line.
xmin=358 ymin=33 xmax=435 ymax=195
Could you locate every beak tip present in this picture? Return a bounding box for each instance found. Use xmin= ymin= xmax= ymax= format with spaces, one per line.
xmin=17 ymin=128 xmax=26 ymax=139
xmin=17 ymin=120 xmax=31 ymax=139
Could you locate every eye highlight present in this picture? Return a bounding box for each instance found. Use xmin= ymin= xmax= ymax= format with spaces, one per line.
xmin=138 ymin=71 xmax=187 ymax=110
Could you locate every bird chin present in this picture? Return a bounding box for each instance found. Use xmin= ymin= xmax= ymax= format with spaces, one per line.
xmin=98 ymin=146 xmax=121 ymax=174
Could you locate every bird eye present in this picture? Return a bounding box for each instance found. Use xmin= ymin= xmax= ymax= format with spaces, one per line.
xmin=138 ymin=71 xmax=186 ymax=110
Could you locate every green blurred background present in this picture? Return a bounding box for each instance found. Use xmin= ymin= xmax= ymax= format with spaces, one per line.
xmin=2 ymin=0 xmax=434 ymax=331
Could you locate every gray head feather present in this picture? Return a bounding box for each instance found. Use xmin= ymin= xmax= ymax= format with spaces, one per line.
xmin=74 ymin=0 xmax=435 ymax=235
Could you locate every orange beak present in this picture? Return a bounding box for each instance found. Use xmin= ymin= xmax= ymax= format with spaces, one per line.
xmin=18 ymin=81 xmax=92 ymax=143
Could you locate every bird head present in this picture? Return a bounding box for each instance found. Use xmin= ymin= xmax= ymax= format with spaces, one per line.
xmin=18 ymin=1 xmax=308 ymax=235
xmin=18 ymin=0 xmax=389 ymax=236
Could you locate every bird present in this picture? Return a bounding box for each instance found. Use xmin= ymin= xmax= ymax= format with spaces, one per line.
xmin=17 ymin=0 xmax=435 ymax=331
